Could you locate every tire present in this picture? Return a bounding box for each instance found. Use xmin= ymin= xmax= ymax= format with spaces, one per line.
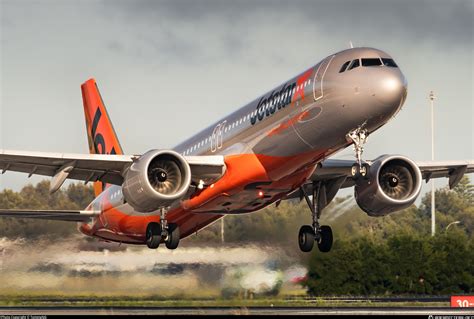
xmin=298 ymin=225 xmax=315 ymax=252
xmin=165 ymin=223 xmax=180 ymax=250
xmin=317 ymin=225 xmax=333 ymax=253
xmin=352 ymin=164 xmax=370 ymax=179
xmin=146 ymin=223 xmax=161 ymax=249
xmin=361 ymin=163 xmax=371 ymax=179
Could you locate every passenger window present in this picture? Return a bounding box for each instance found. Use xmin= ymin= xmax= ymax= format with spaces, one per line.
xmin=348 ymin=59 xmax=360 ymax=70
xmin=339 ymin=61 xmax=350 ymax=73
xmin=382 ymin=58 xmax=398 ymax=67
xmin=361 ymin=58 xmax=382 ymax=66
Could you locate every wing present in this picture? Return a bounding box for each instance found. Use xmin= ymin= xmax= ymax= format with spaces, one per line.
xmin=0 ymin=209 xmax=100 ymax=222
xmin=285 ymin=158 xmax=474 ymax=202
xmin=0 ymin=149 xmax=225 ymax=193
xmin=415 ymin=161 xmax=474 ymax=188
xmin=0 ymin=149 xmax=132 ymax=187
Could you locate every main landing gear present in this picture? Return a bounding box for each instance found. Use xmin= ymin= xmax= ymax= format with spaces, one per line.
xmin=298 ymin=182 xmax=333 ymax=253
xmin=146 ymin=207 xmax=180 ymax=250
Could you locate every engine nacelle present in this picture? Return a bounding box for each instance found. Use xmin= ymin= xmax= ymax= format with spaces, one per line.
xmin=355 ymin=155 xmax=422 ymax=216
xmin=122 ymin=150 xmax=191 ymax=212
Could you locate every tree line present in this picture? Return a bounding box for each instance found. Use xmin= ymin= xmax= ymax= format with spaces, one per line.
xmin=305 ymin=230 xmax=473 ymax=295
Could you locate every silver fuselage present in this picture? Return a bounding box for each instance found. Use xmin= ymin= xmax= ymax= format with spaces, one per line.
xmin=175 ymin=47 xmax=406 ymax=172
xmin=85 ymin=47 xmax=407 ymax=242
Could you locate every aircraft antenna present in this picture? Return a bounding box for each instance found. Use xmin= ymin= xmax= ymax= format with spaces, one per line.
xmin=349 ymin=41 xmax=354 ymax=48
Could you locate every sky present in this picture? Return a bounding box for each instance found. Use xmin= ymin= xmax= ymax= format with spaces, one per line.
xmin=0 ymin=0 xmax=473 ymax=195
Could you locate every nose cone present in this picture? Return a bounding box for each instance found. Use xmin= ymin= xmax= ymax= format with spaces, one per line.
xmin=374 ymin=70 xmax=407 ymax=108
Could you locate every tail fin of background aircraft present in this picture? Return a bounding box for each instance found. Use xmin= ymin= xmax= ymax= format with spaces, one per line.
xmin=81 ymin=78 xmax=124 ymax=196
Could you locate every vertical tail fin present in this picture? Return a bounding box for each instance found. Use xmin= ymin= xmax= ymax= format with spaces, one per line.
xmin=81 ymin=78 xmax=123 ymax=196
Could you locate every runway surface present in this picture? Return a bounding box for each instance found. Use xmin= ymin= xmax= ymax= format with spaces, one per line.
xmin=1 ymin=307 xmax=472 ymax=315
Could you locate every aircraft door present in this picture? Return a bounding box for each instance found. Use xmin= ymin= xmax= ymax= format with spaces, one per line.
xmin=313 ymin=55 xmax=335 ymax=101
xmin=291 ymin=55 xmax=335 ymax=148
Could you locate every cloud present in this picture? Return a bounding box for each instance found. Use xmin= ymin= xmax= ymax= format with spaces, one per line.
xmin=105 ymin=0 xmax=473 ymax=52
xmin=0 ymin=0 xmax=472 ymax=192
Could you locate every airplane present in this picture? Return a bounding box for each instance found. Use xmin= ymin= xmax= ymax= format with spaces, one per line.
xmin=0 ymin=47 xmax=473 ymax=253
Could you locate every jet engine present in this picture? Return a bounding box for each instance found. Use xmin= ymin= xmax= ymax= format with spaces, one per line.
xmin=355 ymin=155 xmax=422 ymax=216
xmin=122 ymin=150 xmax=191 ymax=212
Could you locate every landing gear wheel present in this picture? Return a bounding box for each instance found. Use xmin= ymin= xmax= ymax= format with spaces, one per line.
xmin=298 ymin=225 xmax=315 ymax=252
xmin=317 ymin=225 xmax=333 ymax=253
xmin=351 ymin=163 xmax=370 ymax=178
xmin=146 ymin=223 xmax=161 ymax=249
xmin=165 ymin=223 xmax=180 ymax=250
xmin=359 ymin=163 xmax=370 ymax=178
xmin=299 ymin=182 xmax=337 ymax=253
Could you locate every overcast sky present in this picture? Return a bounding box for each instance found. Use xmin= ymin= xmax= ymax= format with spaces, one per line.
xmin=0 ymin=0 xmax=473 ymax=194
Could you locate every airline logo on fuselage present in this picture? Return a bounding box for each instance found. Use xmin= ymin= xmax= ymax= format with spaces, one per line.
xmin=250 ymin=69 xmax=313 ymax=125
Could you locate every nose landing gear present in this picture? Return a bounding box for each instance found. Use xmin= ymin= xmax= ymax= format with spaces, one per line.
xmin=145 ymin=207 xmax=181 ymax=250
xmin=298 ymin=181 xmax=333 ymax=253
xmin=347 ymin=127 xmax=370 ymax=178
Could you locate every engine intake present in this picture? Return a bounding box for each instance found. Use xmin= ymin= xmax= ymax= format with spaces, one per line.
xmin=355 ymin=155 xmax=422 ymax=216
xmin=122 ymin=150 xmax=191 ymax=212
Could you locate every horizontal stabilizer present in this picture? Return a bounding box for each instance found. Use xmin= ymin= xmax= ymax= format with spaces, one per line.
xmin=0 ymin=209 xmax=100 ymax=222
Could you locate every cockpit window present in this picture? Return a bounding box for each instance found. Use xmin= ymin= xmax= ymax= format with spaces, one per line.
xmin=339 ymin=61 xmax=350 ymax=73
xmin=382 ymin=58 xmax=398 ymax=67
xmin=348 ymin=59 xmax=360 ymax=70
xmin=361 ymin=58 xmax=382 ymax=66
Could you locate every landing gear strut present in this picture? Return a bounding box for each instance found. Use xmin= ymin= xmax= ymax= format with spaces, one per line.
xmin=145 ymin=207 xmax=180 ymax=250
xmin=347 ymin=127 xmax=370 ymax=178
xmin=298 ymin=182 xmax=333 ymax=253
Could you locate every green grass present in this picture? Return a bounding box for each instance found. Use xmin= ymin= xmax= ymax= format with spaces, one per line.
xmin=0 ymin=294 xmax=449 ymax=308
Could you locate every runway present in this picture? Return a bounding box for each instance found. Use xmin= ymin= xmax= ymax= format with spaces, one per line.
xmin=0 ymin=307 xmax=472 ymax=316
